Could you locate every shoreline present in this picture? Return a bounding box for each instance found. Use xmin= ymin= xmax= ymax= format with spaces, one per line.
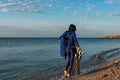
xmin=72 ymin=57 xmax=120 ymax=80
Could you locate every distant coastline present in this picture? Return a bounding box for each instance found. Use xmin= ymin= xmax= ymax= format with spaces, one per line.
xmin=103 ymin=35 xmax=120 ymax=39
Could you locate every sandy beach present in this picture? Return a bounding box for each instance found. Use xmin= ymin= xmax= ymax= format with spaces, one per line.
xmin=72 ymin=57 xmax=120 ymax=80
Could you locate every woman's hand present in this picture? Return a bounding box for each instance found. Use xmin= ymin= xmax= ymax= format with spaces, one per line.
xmin=77 ymin=47 xmax=81 ymax=51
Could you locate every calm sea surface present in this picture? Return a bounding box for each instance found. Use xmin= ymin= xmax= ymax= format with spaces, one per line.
xmin=0 ymin=38 xmax=120 ymax=80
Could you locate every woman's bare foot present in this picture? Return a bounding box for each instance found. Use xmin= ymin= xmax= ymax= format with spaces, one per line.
xmin=64 ymin=69 xmax=70 ymax=77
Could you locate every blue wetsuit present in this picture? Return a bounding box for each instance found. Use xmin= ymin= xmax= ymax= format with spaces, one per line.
xmin=60 ymin=31 xmax=79 ymax=74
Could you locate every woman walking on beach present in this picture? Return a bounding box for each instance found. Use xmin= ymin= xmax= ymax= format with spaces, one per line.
xmin=60 ymin=24 xmax=81 ymax=77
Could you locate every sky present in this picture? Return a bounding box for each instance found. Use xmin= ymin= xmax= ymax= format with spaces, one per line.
xmin=0 ymin=0 xmax=120 ymax=37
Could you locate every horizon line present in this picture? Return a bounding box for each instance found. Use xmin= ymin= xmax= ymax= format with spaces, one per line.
xmin=0 ymin=35 xmax=119 ymax=38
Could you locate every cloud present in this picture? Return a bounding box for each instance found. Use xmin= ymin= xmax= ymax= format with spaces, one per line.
xmin=0 ymin=25 xmax=66 ymax=37
xmin=96 ymin=12 xmax=100 ymax=16
xmin=86 ymin=5 xmax=91 ymax=11
xmin=104 ymin=0 xmax=115 ymax=5
xmin=87 ymin=7 xmax=91 ymax=11
xmin=72 ymin=10 xmax=79 ymax=16
xmin=8 ymin=0 xmax=16 ymax=3
xmin=76 ymin=24 xmax=120 ymax=37
xmin=86 ymin=4 xmax=95 ymax=11
xmin=0 ymin=1 xmax=45 ymax=14
xmin=12 ymin=9 xmax=45 ymax=14
xmin=0 ymin=8 xmax=9 ymax=12
xmin=0 ymin=3 xmax=16 ymax=7
xmin=48 ymin=4 xmax=52 ymax=8
xmin=108 ymin=12 xmax=120 ymax=16
xmin=0 ymin=8 xmax=45 ymax=14
xmin=0 ymin=0 xmax=53 ymax=14
xmin=0 ymin=0 xmax=62 ymax=14
xmin=25 ymin=4 xmax=45 ymax=9
xmin=63 ymin=6 xmax=69 ymax=10
xmin=83 ymin=15 xmax=88 ymax=18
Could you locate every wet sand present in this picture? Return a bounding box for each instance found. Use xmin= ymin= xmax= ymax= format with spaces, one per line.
xmin=72 ymin=57 xmax=120 ymax=80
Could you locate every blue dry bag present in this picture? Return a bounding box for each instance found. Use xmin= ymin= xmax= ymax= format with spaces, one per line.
xmin=60 ymin=31 xmax=67 ymax=57
xmin=60 ymin=37 xmax=66 ymax=57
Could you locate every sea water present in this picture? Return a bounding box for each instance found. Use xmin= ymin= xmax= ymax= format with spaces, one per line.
xmin=0 ymin=38 xmax=120 ymax=80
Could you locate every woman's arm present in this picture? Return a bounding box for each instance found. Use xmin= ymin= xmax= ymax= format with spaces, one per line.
xmin=72 ymin=31 xmax=79 ymax=47
xmin=72 ymin=32 xmax=81 ymax=51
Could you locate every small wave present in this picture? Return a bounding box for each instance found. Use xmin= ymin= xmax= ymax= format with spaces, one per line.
xmin=80 ymin=48 xmax=120 ymax=73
